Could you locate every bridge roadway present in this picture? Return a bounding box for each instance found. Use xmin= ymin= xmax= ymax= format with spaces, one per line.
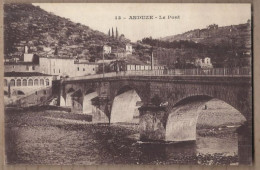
xmin=60 ymin=68 xmax=253 ymax=164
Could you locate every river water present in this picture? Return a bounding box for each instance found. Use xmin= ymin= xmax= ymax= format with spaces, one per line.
xmin=5 ymin=110 xmax=239 ymax=165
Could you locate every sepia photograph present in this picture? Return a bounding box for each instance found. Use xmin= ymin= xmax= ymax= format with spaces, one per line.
xmin=3 ymin=3 xmax=253 ymax=166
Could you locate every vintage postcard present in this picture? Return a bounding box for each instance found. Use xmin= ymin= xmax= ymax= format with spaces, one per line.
xmin=3 ymin=3 xmax=253 ymax=166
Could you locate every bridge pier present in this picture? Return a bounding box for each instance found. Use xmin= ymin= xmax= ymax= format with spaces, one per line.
xmin=237 ymin=122 xmax=253 ymax=165
xmin=139 ymin=104 xmax=167 ymax=141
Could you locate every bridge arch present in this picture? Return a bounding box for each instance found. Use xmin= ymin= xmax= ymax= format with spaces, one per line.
xmin=165 ymin=92 xmax=250 ymax=121
xmin=17 ymin=90 xmax=25 ymax=95
xmin=65 ymin=88 xmax=76 ymax=107
xmin=165 ymin=94 xmax=246 ymax=142
xmin=110 ymin=85 xmax=143 ymax=123
xmin=70 ymin=89 xmax=83 ymax=111
xmin=83 ymin=88 xmax=98 ymax=114
xmin=67 ymin=88 xmax=75 ymax=93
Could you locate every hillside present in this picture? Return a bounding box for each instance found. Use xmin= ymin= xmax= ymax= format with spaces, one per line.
xmin=161 ymin=23 xmax=251 ymax=49
xmin=4 ymin=4 xmax=252 ymax=68
xmin=4 ymin=3 xmax=131 ymax=61
xmin=141 ymin=22 xmax=252 ymax=68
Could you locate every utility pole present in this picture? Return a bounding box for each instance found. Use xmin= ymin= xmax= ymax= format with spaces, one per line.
xmin=151 ymin=47 xmax=154 ymax=70
xmin=102 ymin=46 xmax=105 ymax=78
xmin=8 ymin=82 xmax=11 ymax=98
xmin=116 ymin=27 xmax=118 ymax=39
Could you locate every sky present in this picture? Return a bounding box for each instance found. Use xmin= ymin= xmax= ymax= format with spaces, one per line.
xmin=33 ymin=3 xmax=251 ymax=42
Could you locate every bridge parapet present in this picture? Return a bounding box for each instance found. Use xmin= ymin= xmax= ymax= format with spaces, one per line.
xmin=63 ymin=67 xmax=251 ymax=82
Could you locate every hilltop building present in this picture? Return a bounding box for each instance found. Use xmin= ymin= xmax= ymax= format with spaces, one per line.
xmin=103 ymin=45 xmax=112 ymax=54
xmin=125 ymin=44 xmax=133 ymax=54
xmin=195 ymin=57 xmax=213 ymax=69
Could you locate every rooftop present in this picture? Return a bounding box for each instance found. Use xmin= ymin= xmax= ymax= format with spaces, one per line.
xmin=4 ymin=72 xmax=52 ymax=77
xmin=4 ymin=62 xmax=39 ymax=65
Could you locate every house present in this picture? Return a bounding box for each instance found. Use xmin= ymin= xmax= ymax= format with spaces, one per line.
xmin=195 ymin=57 xmax=213 ymax=69
xmin=103 ymin=45 xmax=112 ymax=54
xmin=125 ymin=44 xmax=133 ymax=54
xmin=5 ymin=54 xmax=98 ymax=80
xmin=4 ymin=62 xmax=40 ymax=73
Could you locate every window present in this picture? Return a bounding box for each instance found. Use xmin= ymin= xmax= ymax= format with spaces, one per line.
xmin=35 ymin=91 xmax=38 ymax=95
xmin=10 ymin=79 xmax=15 ymax=86
xmin=40 ymin=79 xmax=44 ymax=86
xmin=26 ymin=66 xmax=29 ymax=71
xmin=17 ymin=79 xmax=21 ymax=86
xmin=22 ymin=79 xmax=27 ymax=86
xmin=28 ymin=79 xmax=33 ymax=86
xmin=45 ymin=79 xmax=49 ymax=86
xmin=77 ymin=67 xmax=79 ymax=71
xmin=4 ymin=79 xmax=7 ymax=86
xmin=54 ymin=69 xmax=55 ymax=73
xmin=32 ymin=66 xmax=35 ymax=70
xmin=83 ymin=68 xmax=85 ymax=71
xmin=34 ymin=79 xmax=39 ymax=86
xmin=12 ymin=66 xmax=15 ymax=68
xmin=59 ymin=69 xmax=60 ymax=73
xmin=43 ymin=90 xmax=47 ymax=95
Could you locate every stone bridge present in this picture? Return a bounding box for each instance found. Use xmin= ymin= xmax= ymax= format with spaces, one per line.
xmin=58 ymin=72 xmax=252 ymax=164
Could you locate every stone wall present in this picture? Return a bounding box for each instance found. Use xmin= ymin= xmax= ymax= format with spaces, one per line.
xmin=9 ymin=87 xmax=53 ymax=107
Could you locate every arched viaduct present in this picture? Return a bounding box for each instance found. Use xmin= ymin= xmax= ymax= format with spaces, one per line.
xmin=59 ymin=75 xmax=252 ymax=164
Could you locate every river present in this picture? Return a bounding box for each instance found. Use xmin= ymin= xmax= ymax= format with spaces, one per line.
xmin=5 ymin=109 xmax=240 ymax=165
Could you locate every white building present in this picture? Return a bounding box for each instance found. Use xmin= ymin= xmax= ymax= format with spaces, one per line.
xmin=4 ymin=72 xmax=54 ymax=107
xmin=5 ymin=56 xmax=99 ymax=79
xmin=125 ymin=44 xmax=133 ymax=54
xmin=204 ymin=57 xmax=211 ymax=65
xmin=23 ymin=53 xmax=35 ymax=62
xmin=4 ymin=63 xmax=40 ymax=73
xmin=39 ymin=57 xmax=99 ymax=78
xmin=4 ymin=72 xmax=53 ymax=97
xmin=195 ymin=57 xmax=213 ymax=69
xmin=103 ymin=45 xmax=112 ymax=54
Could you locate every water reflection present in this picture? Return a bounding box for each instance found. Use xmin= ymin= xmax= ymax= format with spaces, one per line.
xmin=138 ymin=141 xmax=197 ymax=164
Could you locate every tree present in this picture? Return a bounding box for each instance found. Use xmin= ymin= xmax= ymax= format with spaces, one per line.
xmin=108 ymin=29 xmax=110 ymax=36
xmin=112 ymin=27 xmax=114 ymax=38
